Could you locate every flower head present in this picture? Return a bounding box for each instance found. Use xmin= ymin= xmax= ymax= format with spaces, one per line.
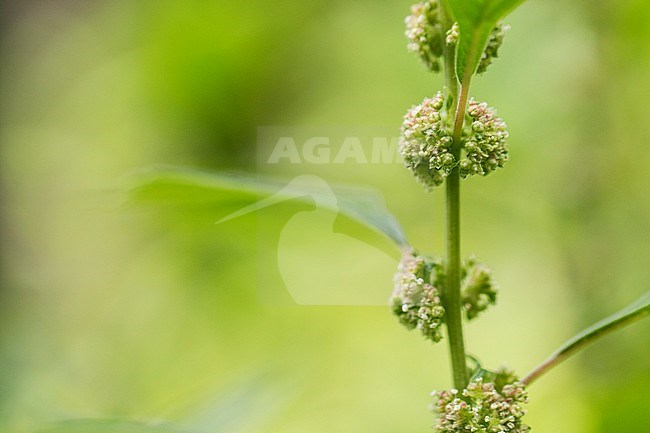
xmin=459 ymin=99 xmax=509 ymax=179
xmin=391 ymin=251 xmax=497 ymax=336
xmin=445 ymin=22 xmax=460 ymax=46
xmin=405 ymin=1 xmax=510 ymax=74
xmin=432 ymin=375 xmax=530 ymax=433
xmin=400 ymin=92 xmax=454 ymax=190
xmin=405 ymin=1 xmax=445 ymax=72
xmin=461 ymin=256 xmax=498 ymax=320
xmin=477 ymin=23 xmax=511 ymax=74
xmin=391 ymin=250 xmax=446 ymax=343
xmin=400 ymin=94 xmax=508 ymax=189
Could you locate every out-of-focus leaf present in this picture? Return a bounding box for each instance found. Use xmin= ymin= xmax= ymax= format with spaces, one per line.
xmin=35 ymin=419 xmax=191 ymax=433
xmin=444 ymin=0 xmax=526 ymax=81
xmin=182 ymin=370 xmax=299 ymax=433
xmin=125 ymin=167 xmax=409 ymax=248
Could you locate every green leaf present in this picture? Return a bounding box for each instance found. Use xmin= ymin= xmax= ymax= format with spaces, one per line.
xmin=125 ymin=166 xmax=409 ymax=248
xmin=469 ymin=366 xmax=497 ymax=383
xmin=551 ymin=291 xmax=650 ymax=360
xmin=444 ymin=0 xmax=526 ymax=82
xmin=522 ymin=291 xmax=650 ymax=385
xmin=35 ymin=420 xmax=191 ymax=433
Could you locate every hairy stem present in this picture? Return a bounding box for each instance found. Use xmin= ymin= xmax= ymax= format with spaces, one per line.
xmin=445 ymin=82 xmax=472 ymax=390
xmin=441 ymin=4 xmax=472 ymax=389
xmin=444 ymin=166 xmax=467 ymax=389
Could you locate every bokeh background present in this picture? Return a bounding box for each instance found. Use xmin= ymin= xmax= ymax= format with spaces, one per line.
xmin=1 ymin=0 xmax=649 ymax=432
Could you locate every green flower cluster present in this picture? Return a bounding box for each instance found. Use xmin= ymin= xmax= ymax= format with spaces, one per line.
xmin=459 ymin=99 xmax=509 ymax=179
xmin=399 ymin=92 xmax=454 ymax=190
xmin=405 ymin=0 xmax=445 ymax=72
xmin=445 ymin=22 xmax=460 ymax=46
xmin=405 ymin=1 xmax=509 ymax=75
xmin=432 ymin=374 xmax=530 ymax=433
xmin=461 ymin=256 xmax=498 ymax=320
xmin=391 ymin=251 xmax=497 ymax=343
xmin=400 ymin=95 xmax=508 ymax=190
xmin=477 ymin=23 xmax=510 ymax=74
xmin=391 ymin=251 xmax=446 ymax=342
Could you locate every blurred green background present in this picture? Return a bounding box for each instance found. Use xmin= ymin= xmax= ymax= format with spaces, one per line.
xmin=1 ymin=0 xmax=649 ymax=432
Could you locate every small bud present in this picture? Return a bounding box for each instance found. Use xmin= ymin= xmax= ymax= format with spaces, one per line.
xmin=445 ymin=22 xmax=460 ymax=46
xmin=438 ymin=136 xmax=452 ymax=148
xmin=442 ymin=153 xmax=455 ymax=168
xmin=465 ymin=141 xmax=478 ymax=153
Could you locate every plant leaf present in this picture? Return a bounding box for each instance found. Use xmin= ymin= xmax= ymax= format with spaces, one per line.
xmin=35 ymin=419 xmax=191 ymax=433
xmin=125 ymin=166 xmax=409 ymax=248
xmin=522 ymin=291 xmax=650 ymax=385
xmin=444 ymin=0 xmax=526 ymax=82
xmin=551 ymin=291 xmax=650 ymax=360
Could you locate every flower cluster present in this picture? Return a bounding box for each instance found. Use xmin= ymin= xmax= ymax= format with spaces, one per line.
xmin=459 ymin=99 xmax=509 ymax=179
xmin=391 ymin=251 xmax=497 ymax=341
xmin=400 ymin=94 xmax=508 ymax=189
xmin=432 ymin=376 xmax=530 ymax=433
xmin=405 ymin=1 xmax=445 ymax=72
xmin=405 ymin=1 xmax=510 ymax=75
xmin=399 ymin=92 xmax=454 ymax=190
xmin=477 ymin=23 xmax=511 ymax=74
xmin=391 ymin=250 xmax=446 ymax=343
xmin=445 ymin=22 xmax=460 ymax=46
xmin=461 ymin=256 xmax=498 ymax=320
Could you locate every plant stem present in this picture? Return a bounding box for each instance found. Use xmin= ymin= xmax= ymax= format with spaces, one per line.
xmin=441 ymin=6 xmax=458 ymax=112
xmin=444 ymin=82 xmax=472 ymax=391
xmin=440 ymin=5 xmax=473 ymax=391
xmin=445 ymin=166 xmax=467 ymax=390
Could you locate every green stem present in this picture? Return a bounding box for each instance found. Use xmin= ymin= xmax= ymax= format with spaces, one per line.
xmin=440 ymin=4 xmax=473 ymax=391
xmin=445 ymin=166 xmax=467 ymax=389
xmin=444 ymin=82 xmax=472 ymax=391
xmin=440 ymin=10 xmax=458 ymax=112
